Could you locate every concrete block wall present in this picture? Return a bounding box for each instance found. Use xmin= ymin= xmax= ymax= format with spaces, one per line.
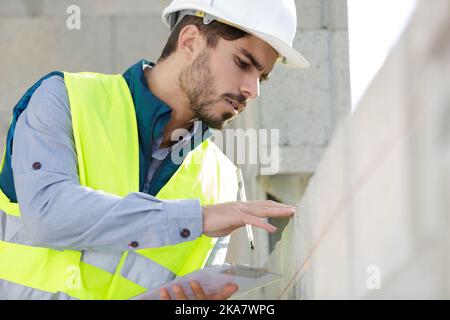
xmin=242 ymin=0 xmax=450 ymax=299
xmin=259 ymin=0 xmax=350 ymax=175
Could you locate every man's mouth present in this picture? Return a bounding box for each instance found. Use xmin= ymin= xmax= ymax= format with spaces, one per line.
xmin=225 ymin=98 xmax=240 ymax=112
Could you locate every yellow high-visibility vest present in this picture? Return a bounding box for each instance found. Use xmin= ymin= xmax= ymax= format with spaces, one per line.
xmin=0 ymin=72 xmax=238 ymax=299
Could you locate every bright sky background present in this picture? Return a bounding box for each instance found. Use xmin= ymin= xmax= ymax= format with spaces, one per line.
xmin=347 ymin=0 xmax=417 ymax=111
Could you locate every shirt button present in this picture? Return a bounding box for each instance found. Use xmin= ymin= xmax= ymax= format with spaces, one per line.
xmin=32 ymin=162 xmax=41 ymax=170
xmin=128 ymin=241 xmax=139 ymax=248
xmin=180 ymin=228 xmax=191 ymax=239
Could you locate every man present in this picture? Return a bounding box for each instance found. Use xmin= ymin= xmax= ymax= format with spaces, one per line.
xmin=0 ymin=0 xmax=308 ymax=300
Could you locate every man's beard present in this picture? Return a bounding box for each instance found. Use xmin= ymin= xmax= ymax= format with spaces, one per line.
xmin=178 ymin=50 xmax=236 ymax=130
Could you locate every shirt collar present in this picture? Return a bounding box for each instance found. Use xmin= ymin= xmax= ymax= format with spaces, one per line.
xmin=122 ymin=59 xmax=171 ymax=130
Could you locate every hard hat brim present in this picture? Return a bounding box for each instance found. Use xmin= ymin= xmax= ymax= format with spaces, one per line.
xmin=162 ymin=3 xmax=310 ymax=69
xmin=239 ymin=27 xmax=310 ymax=68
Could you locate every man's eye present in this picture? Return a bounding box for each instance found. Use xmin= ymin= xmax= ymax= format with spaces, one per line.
xmin=236 ymin=58 xmax=251 ymax=70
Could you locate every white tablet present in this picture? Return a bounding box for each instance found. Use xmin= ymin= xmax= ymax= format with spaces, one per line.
xmin=131 ymin=263 xmax=283 ymax=300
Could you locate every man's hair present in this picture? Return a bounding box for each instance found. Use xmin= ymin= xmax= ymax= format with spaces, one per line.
xmin=158 ymin=15 xmax=249 ymax=62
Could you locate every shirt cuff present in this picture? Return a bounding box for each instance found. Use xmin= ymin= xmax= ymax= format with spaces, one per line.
xmin=164 ymin=199 xmax=203 ymax=244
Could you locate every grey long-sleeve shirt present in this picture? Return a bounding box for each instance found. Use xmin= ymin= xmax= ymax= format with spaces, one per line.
xmin=11 ymin=75 xmax=203 ymax=252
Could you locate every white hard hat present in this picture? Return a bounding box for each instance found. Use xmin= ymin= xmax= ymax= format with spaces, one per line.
xmin=162 ymin=0 xmax=310 ymax=68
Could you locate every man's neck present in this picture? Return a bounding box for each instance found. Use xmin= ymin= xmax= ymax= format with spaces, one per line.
xmin=144 ymin=62 xmax=196 ymax=148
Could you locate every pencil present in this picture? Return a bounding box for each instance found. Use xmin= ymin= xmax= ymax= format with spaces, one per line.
xmin=237 ymin=168 xmax=254 ymax=250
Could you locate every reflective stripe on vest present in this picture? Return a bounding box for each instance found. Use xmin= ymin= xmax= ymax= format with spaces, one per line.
xmin=0 ymin=71 xmax=238 ymax=299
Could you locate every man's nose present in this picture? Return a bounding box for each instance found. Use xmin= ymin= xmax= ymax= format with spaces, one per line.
xmin=240 ymin=76 xmax=260 ymax=100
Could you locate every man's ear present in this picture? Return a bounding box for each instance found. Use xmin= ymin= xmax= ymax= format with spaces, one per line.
xmin=177 ymin=24 xmax=202 ymax=61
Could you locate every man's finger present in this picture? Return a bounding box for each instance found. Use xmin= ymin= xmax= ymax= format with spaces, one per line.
xmin=241 ymin=205 xmax=295 ymax=218
xmin=209 ymin=283 xmax=239 ymax=300
xmin=241 ymin=214 xmax=278 ymax=233
xmin=159 ymin=287 xmax=171 ymax=300
xmin=245 ymin=200 xmax=296 ymax=210
xmin=247 ymin=206 xmax=295 ymax=217
xmin=189 ymin=281 xmax=207 ymax=300
xmin=172 ymin=284 xmax=188 ymax=300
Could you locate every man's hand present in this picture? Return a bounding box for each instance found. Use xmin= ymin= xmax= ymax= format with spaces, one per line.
xmin=202 ymin=200 xmax=295 ymax=237
xmin=159 ymin=281 xmax=239 ymax=300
